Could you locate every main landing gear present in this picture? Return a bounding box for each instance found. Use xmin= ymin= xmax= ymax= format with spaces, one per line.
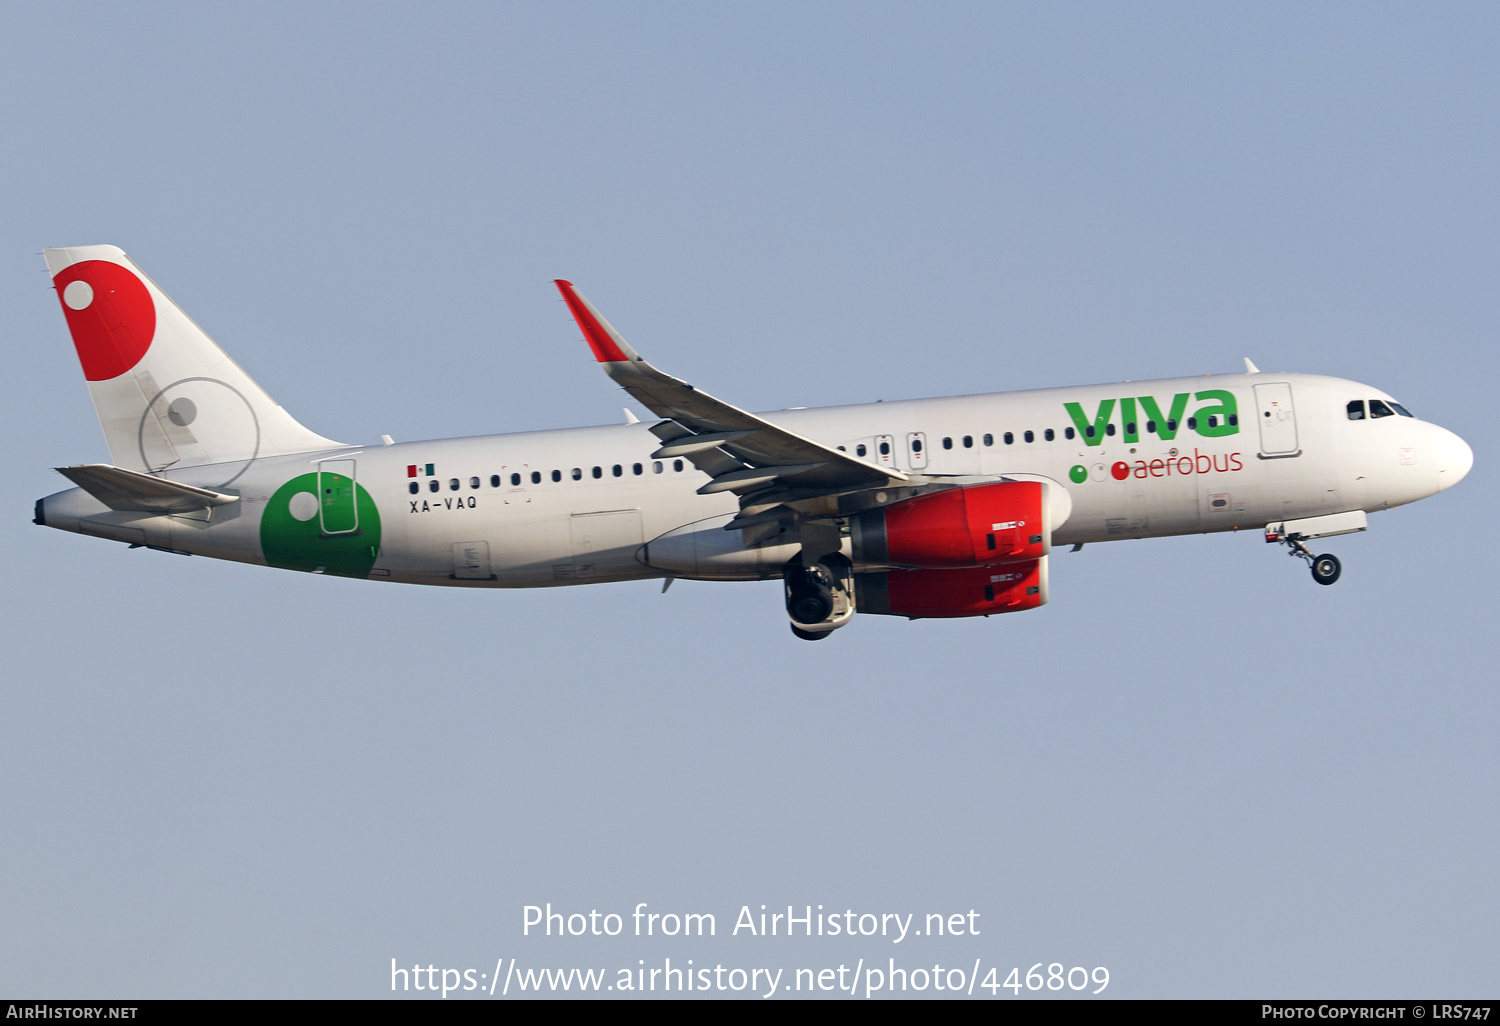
xmin=783 ymin=551 xmax=856 ymax=641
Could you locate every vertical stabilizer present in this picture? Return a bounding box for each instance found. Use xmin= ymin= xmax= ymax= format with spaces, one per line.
xmin=44 ymin=245 xmax=345 ymax=481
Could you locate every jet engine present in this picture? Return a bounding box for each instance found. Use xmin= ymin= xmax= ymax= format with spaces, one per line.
xmin=851 ymin=480 xmax=1051 ymax=569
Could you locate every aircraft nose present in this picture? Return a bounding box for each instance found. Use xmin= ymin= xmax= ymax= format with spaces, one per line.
xmin=1434 ymin=426 xmax=1473 ymax=492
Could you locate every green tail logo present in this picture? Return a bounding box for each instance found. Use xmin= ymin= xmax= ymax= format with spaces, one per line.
xmin=260 ymin=472 xmax=383 ymax=578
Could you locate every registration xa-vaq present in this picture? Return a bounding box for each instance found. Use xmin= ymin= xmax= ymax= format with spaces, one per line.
xmin=34 ymin=246 xmax=1473 ymax=640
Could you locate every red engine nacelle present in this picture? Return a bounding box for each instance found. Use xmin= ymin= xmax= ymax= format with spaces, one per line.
xmin=852 ymin=480 xmax=1048 ymax=569
xmin=854 ymin=558 xmax=1048 ymax=619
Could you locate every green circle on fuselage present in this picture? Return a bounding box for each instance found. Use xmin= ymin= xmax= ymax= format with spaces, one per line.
xmin=260 ymin=472 xmax=381 ymax=578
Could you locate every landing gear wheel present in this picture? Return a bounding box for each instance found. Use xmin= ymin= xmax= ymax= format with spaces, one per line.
xmin=791 ymin=625 xmax=830 ymax=641
xmin=1311 ymin=553 xmax=1341 ymax=586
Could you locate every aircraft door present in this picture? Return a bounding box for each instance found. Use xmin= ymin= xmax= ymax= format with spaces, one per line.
xmin=873 ymin=435 xmax=895 ymax=468
xmin=317 ymin=459 xmax=360 ymax=535
xmin=1254 ymin=383 xmax=1300 ymax=457
xmin=905 ymin=432 xmax=928 ymax=470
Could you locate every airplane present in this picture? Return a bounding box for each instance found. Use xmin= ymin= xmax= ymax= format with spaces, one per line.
xmin=34 ymin=245 xmax=1473 ymax=640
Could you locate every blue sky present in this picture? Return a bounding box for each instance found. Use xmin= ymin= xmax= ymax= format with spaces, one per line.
xmin=2 ymin=2 xmax=1495 ymax=998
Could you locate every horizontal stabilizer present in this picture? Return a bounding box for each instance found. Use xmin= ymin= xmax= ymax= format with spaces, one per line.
xmin=57 ymin=463 xmax=239 ymax=514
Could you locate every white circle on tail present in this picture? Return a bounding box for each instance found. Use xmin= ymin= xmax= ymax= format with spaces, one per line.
xmin=63 ymin=280 xmax=94 ymax=310
xmin=288 ymin=491 xmax=319 ymax=522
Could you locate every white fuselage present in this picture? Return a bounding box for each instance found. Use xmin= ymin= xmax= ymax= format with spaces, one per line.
xmin=38 ymin=371 xmax=1471 ymax=586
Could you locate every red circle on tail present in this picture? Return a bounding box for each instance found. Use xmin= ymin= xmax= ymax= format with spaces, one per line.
xmin=52 ymin=260 xmax=156 ymax=381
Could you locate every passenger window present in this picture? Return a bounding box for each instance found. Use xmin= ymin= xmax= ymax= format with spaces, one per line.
xmin=1044 ymin=428 xmax=1054 ymax=441
xmin=983 ymin=434 xmax=993 ymax=446
xmin=429 ymin=480 xmax=439 ymax=492
xmin=1085 ymin=426 xmax=1095 ymax=438
xmin=1064 ymin=427 xmax=1075 ymax=440
xmin=1024 ymin=430 xmax=1034 ymax=443
xmin=1186 ymin=418 xmax=1196 ymax=430
xmin=942 ymin=437 xmax=953 ymax=450
xmin=633 ymin=463 xmax=643 ymax=475
xmin=408 ymin=482 xmax=419 ymax=495
xmin=449 ymin=478 xmax=460 ymax=491
xmin=510 ymin=473 xmax=521 ymax=486
xmin=1347 ymin=400 xmax=1366 ymax=421
xmin=612 ymin=464 xmax=623 ymax=477
xmin=912 ymin=439 xmax=923 ymax=454
xmin=1369 ymin=400 xmax=1395 ymax=419
xmin=1004 ymin=432 xmax=1014 ymax=445
xmin=856 ymin=443 xmax=867 ymax=457
xmin=1207 ymin=416 xmax=1217 ymax=428
xmin=592 ymin=466 xmax=602 ymax=479
xmin=490 ymin=474 xmax=501 ymax=487
xmin=1146 ymin=421 xmax=1156 ymax=434
xmin=1167 ymin=419 xmax=1178 ymax=431
xmin=653 ymin=461 xmax=663 ymax=474
xmin=1125 ymin=422 xmax=1136 ymax=435
xmin=963 ymin=435 xmax=973 ymax=448
xmin=470 ymin=476 xmax=480 ymax=489
xmin=551 ymin=470 xmax=561 ymax=482
xmin=674 ymin=459 xmax=684 ymax=472
xmin=879 ymin=441 xmax=891 ymax=456
xmin=1228 ymin=414 xmax=1238 ymax=426
xmin=531 ymin=471 xmax=541 ymax=484
xmin=572 ymin=468 xmax=582 ymax=480
xmin=1391 ymin=403 xmax=1414 ymax=418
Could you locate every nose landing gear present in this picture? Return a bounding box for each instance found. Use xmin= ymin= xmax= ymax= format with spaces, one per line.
xmin=1268 ymin=528 xmax=1342 ymax=585
xmin=1265 ymin=512 xmax=1365 ymax=587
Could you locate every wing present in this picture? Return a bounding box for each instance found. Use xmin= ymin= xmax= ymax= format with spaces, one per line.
xmin=555 ymin=280 xmax=907 ymax=509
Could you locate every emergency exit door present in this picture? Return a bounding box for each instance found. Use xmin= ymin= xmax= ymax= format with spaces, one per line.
xmin=905 ymin=432 xmax=928 ymax=470
xmin=1253 ymin=383 xmax=1300 ymax=458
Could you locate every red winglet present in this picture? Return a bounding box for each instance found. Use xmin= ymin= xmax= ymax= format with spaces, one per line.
xmin=554 ymin=279 xmax=631 ymax=363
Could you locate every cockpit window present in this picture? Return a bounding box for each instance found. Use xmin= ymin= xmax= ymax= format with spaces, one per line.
xmin=1347 ymin=400 xmax=1365 ymax=421
xmin=1390 ymin=402 xmax=1414 ymax=417
xmin=1369 ymin=399 xmax=1395 ymax=419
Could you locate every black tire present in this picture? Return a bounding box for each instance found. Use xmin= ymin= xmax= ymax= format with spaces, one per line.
xmin=791 ymin=625 xmax=831 ymax=641
xmin=1311 ymin=553 xmax=1341 ymax=586
xmin=790 ymin=592 xmax=834 ymax=624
